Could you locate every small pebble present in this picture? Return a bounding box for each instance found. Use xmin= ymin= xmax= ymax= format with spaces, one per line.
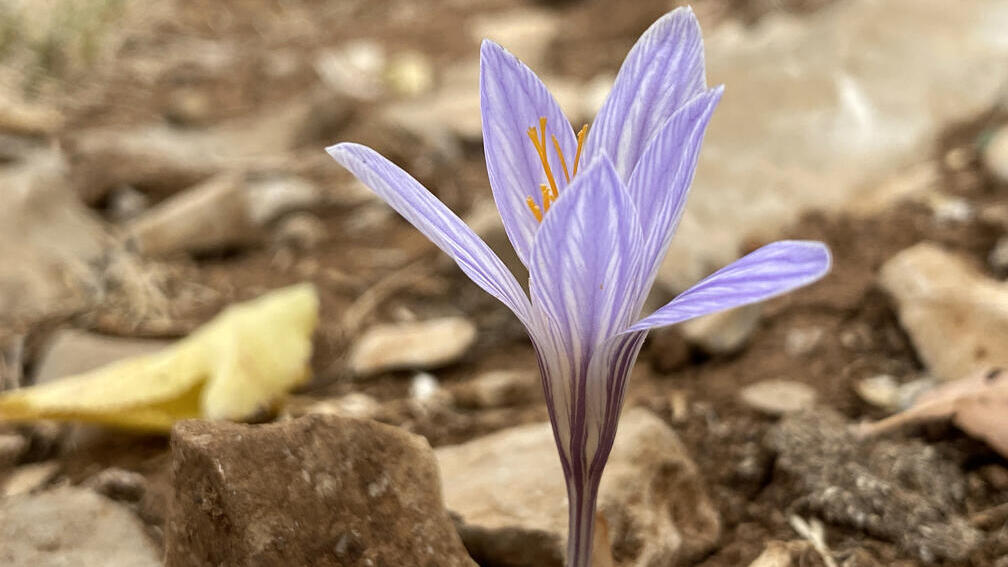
xmin=856 ymin=374 xmax=899 ymax=408
xmin=350 ymin=317 xmax=477 ymax=376
xmin=0 ymin=432 xmax=28 ymax=470
xmin=989 ymin=236 xmax=1008 ymax=273
xmin=452 ymin=370 xmax=538 ymax=409
xmin=295 ymin=393 xmax=383 ymax=421
xmin=983 ymin=123 xmax=1008 ymax=183
xmin=739 ymin=380 xmax=817 ymax=416
xmin=680 ymin=305 xmax=762 ymax=355
xmin=3 ymin=461 xmax=60 ymax=497
xmin=784 ymin=326 xmax=824 ymax=357
xmin=273 ymin=213 xmax=327 ymax=251
xmin=86 ymin=468 xmax=147 ymax=502
xmin=410 ymin=372 xmax=453 ymax=412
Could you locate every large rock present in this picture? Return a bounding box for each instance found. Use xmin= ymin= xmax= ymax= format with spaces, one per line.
xmin=436 ymin=407 xmax=720 ymax=566
xmin=878 ymin=242 xmax=1008 ymax=381
xmin=166 ymin=414 xmax=475 ymax=567
xmin=658 ymin=0 xmax=1008 ymax=290
xmin=0 ymin=487 xmax=161 ymax=567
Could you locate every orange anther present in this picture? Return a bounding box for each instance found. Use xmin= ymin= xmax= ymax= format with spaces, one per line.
xmin=526 ymin=196 xmax=543 ymax=222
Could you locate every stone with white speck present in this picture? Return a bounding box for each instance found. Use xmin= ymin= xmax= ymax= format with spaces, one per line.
xmin=166 ymin=414 xmax=475 ymax=566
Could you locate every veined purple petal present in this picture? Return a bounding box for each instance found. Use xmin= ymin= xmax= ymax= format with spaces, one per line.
xmin=327 ymin=143 xmax=532 ymax=324
xmin=583 ymin=329 xmax=647 ymax=476
xmin=530 ymin=155 xmax=644 ymax=368
xmin=528 ymin=155 xmax=644 ymax=487
xmin=562 ymin=327 xmax=647 ymax=567
xmin=626 ymin=241 xmax=831 ymax=332
xmin=532 ymin=317 xmax=576 ymax=465
xmin=481 ymin=40 xmax=578 ymax=267
xmin=584 ymin=7 xmax=707 ymax=182
xmin=628 ymin=86 xmax=722 ymax=292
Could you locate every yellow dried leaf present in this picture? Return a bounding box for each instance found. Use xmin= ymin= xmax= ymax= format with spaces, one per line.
xmin=0 ymin=283 xmax=319 ymax=431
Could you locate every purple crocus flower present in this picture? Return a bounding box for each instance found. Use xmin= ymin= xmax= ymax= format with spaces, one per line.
xmin=328 ymin=7 xmax=830 ymax=566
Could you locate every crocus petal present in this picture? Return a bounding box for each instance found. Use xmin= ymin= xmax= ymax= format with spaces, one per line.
xmin=327 ymin=143 xmax=532 ymax=324
xmin=627 ymin=240 xmax=831 ymax=332
xmin=481 ymin=40 xmax=578 ymax=267
xmin=528 ymin=155 xmax=644 ymax=478
xmin=628 ymin=86 xmax=722 ymax=289
xmin=584 ymin=7 xmax=707 ymax=181
xmin=530 ymin=155 xmax=644 ymax=368
xmin=583 ymin=329 xmax=647 ymax=478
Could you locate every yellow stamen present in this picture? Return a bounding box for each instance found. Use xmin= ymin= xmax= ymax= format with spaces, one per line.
xmin=524 ymin=119 xmax=591 ymax=223
xmin=540 ymin=184 xmax=552 ymax=213
xmin=527 ymin=118 xmax=559 ymax=199
xmin=526 ymin=197 xmax=543 ymax=222
xmin=552 ymin=134 xmax=570 ymax=183
xmin=573 ymin=124 xmax=588 ymax=177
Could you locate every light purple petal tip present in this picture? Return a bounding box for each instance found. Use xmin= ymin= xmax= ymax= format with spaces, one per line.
xmin=327 ymin=142 xmax=532 ymax=323
xmin=480 ymin=40 xmax=577 ymax=268
xmin=628 ymin=85 xmax=723 ymax=288
xmin=585 ymin=6 xmax=707 ymax=182
xmin=627 ymin=240 xmax=831 ymax=332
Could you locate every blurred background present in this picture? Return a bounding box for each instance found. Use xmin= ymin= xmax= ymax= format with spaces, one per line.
xmin=0 ymin=0 xmax=1007 ymax=566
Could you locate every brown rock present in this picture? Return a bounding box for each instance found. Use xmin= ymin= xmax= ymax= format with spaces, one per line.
xmin=166 ymin=414 xmax=475 ymax=567
xmin=436 ymin=407 xmax=720 ymax=566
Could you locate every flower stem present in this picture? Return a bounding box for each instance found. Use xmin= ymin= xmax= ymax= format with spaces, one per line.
xmin=566 ymin=477 xmax=601 ymax=567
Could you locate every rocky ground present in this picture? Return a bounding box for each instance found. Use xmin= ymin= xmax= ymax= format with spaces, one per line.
xmin=1 ymin=0 xmax=1007 ymax=565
